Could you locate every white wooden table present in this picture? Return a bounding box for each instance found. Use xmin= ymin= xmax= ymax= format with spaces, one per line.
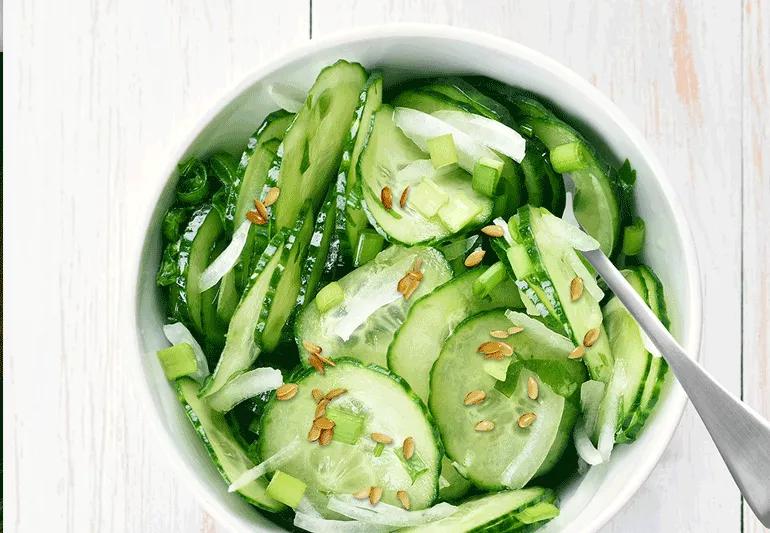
xmin=5 ymin=1 xmax=769 ymax=531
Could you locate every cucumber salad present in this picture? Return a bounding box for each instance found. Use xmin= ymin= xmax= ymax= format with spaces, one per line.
xmin=153 ymin=60 xmax=670 ymax=532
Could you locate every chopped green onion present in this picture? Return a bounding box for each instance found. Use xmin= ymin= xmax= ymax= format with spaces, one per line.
xmin=549 ymin=142 xmax=590 ymax=173
xmin=472 ymin=262 xmax=507 ymax=298
xmin=395 ymin=448 xmax=429 ymax=482
xmin=325 ymin=407 xmax=365 ymax=445
xmin=373 ymin=442 xmax=385 ymax=457
xmin=265 ymin=470 xmax=306 ymax=509
xmin=426 ymin=133 xmax=459 ymax=172
xmin=438 ymin=195 xmax=482 ymax=233
xmin=410 ymin=177 xmax=449 ymax=218
xmin=621 ymin=217 xmax=646 ymax=256
xmin=472 ymin=157 xmax=504 ymax=197
xmin=354 ymin=230 xmax=385 ymax=267
xmin=156 ymin=343 xmax=198 ymax=380
xmin=515 ymin=501 xmax=560 ymax=524
xmin=176 ymin=158 xmax=210 ymax=205
xmin=315 ymin=281 xmax=345 ymax=313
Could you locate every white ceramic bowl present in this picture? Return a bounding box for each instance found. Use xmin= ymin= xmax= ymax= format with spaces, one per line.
xmin=132 ymin=24 xmax=701 ymax=533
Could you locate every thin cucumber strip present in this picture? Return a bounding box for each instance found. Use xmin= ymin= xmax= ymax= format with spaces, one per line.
xmin=176 ymin=378 xmax=285 ymax=511
xmin=387 ymin=267 xmax=523 ymax=402
xmin=296 ymin=185 xmax=338 ymax=308
xmin=199 ymin=232 xmax=287 ymax=397
xmin=400 ymin=77 xmax=513 ymax=125
xmin=258 ymin=358 xmax=442 ymax=518
xmin=295 ymin=245 xmax=451 ymax=368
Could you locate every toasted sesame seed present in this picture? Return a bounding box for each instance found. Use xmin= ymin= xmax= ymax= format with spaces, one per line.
xmin=246 ymin=210 xmax=266 ymax=225
xmin=325 ymin=388 xmax=347 ymax=400
xmin=507 ymin=326 xmax=524 ymax=335
xmin=369 ymin=486 xmax=383 ymax=505
xmin=397 ymin=490 xmax=411 ymax=510
xmin=381 ymin=187 xmax=393 ymax=209
xmin=314 ymin=417 xmax=335 ymax=430
xmin=400 ymin=187 xmax=410 ymax=208
xmin=518 ymin=412 xmax=537 ymax=428
xmin=583 ymin=328 xmax=600 ymax=347
xmin=302 ymin=340 xmax=322 ymax=354
xmin=308 ymin=353 xmax=325 ymax=374
xmin=319 ymin=428 xmax=333 ymax=446
xmin=311 ymin=388 xmax=324 ymax=403
xmin=481 ymin=225 xmax=504 ymax=237
xmin=464 ymin=248 xmax=486 ymax=268
xmin=497 ymin=341 xmax=514 ymax=357
xmin=276 ymin=383 xmax=298 ymax=401
xmin=570 ymin=277 xmax=584 ymax=301
xmin=527 ymin=377 xmax=539 ymax=400
xmin=371 ymin=432 xmax=393 ymax=444
xmin=464 ymin=390 xmax=487 ymax=406
xmin=477 ymin=341 xmax=501 ymax=354
xmin=307 ymin=425 xmax=321 ymax=442
xmin=314 ymin=399 xmax=329 ymax=419
xmin=474 ymin=420 xmax=495 ymax=432
xmin=403 ymin=437 xmax=415 ymax=460
xmin=263 ymin=187 xmax=280 ymax=207
xmin=253 ymin=198 xmax=269 ymax=220
xmin=490 ymin=330 xmax=509 ymax=339
xmin=484 ymin=351 xmax=505 ymax=361
xmin=317 ymin=354 xmax=336 ymax=367
xmin=568 ymin=345 xmax=585 ymax=359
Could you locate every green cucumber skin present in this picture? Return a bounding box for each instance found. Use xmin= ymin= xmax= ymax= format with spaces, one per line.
xmin=469 ymin=490 xmax=558 ymax=533
xmin=334 ymin=72 xmax=383 ymax=270
xmin=175 ymin=378 xmax=285 ymax=512
xmin=296 ymin=185 xmax=337 ymax=310
xmin=258 ymin=357 xmax=444 ymax=504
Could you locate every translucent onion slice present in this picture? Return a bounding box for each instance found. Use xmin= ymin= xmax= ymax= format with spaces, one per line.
xmin=393 ymin=107 xmax=500 ymax=174
xmin=208 ymin=367 xmax=283 ymax=413
xmin=540 ymin=210 xmax=600 ymax=251
xmin=432 ymin=109 xmax=526 ymax=163
xmin=268 ymin=83 xmax=306 ymax=113
xmin=162 ymin=322 xmax=209 ymax=381
xmin=327 ymin=495 xmax=457 ymax=527
xmin=199 ymin=220 xmax=251 ymax=292
xmin=227 ymin=437 xmax=299 ymax=492
xmin=573 ymin=419 xmax=604 ymax=466
xmin=492 ymin=217 xmax=514 ymax=245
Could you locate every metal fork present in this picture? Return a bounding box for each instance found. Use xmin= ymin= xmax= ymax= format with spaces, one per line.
xmin=561 ymin=177 xmax=770 ymax=526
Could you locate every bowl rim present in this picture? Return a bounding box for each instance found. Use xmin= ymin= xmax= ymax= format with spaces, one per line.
xmin=130 ymin=22 xmax=702 ymax=533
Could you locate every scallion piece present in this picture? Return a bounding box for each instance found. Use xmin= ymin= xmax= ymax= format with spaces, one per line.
xmin=472 ymin=157 xmax=504 ymax=197
xmin=156 ymin=343 xmax=198 ymax=380
xmin=515 ymin=501 xmax=560 ymax=524
xmin=354 ymin=230 xmax=385 ymax=267
xmin=315 ymin=281 xmax=345 ymax=313
xmin=472 ymin=262 xmax=507 ymax=298
xmin=265 ymin=470 xmax=307 ymax=509
xmin=325 ymin=406 xmax=365 ymax=445
xmin=549 ymin=142 xmax=590 ymax=173
xmin=395 ymin=448 xmax=429 ymax=482
xmin=426 ymin=133 xmax=459 ymax=172
xmin=621 ymin=217 xmax=645 ymax=256
xmin=373 ymin=442 xmax=385 ymax=457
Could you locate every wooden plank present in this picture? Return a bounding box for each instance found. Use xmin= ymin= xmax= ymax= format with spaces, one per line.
xmin=742 ymin=0 xmax=770 ymax=531
xmin=312 ymin=2 xmax=745 ymax=532
xmin=3 ymin=1 xmax=308 ymax=532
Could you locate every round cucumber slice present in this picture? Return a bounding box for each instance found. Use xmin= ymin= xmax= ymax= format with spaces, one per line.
xmin=259 ymin=359 xmax=442 ymax=518
xmin=295 ymin=245 xmax=451 ymax=367
xmin=430 ymin=310 xmax=572 ymax=490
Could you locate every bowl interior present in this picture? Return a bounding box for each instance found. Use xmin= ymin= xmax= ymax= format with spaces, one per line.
xmin=134 ymin=26 xmax=700 ymax=533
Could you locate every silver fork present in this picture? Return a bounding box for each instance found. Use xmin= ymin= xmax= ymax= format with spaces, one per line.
xmin=561 ymin=177 xmax=770 ymax=526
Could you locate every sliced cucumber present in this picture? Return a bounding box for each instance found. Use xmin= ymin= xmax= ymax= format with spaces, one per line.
xmin=430 ymin=310 xmax=571 ymax=490
xmin=176 ymin=378 xmax=285 ymax=511
xmin=402 ymin=487 xmax=558 ymax=532
xmin=295 ymin=245 xmax=451 ymax=367
xmin=357 ymin=106 xmax=493 ymax=245
xmin=388 ymin=268 xmax=523 ymax=402
xmin=398 ymin=77 xmax=512 ymax=124
xmin=296 ymin=185 xmax=338 ymax=309
xmin=173 ymin=206 xmax=223 ymax=334
xmin=519 ymin=142 xmax=553 ymax=209
xmin=437 ymin=457 xmax=472 ymax=503
xmin=336 ymin=72 xmax=383 ymax=265
xmin=200 ymin=232 xmax=287 ymax=397
xmin=258 ymin=209 xmax=315 ymax=352
xmin=258 ymin=358 xmax=442 ymax=518
xmin=265 ymin=61 xmax=367 ymax=238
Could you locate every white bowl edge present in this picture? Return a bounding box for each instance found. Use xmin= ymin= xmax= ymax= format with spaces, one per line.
xmin=129 ymin=23 xmax=703 ymax=533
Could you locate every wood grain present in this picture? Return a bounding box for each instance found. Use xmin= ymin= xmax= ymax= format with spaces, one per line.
xmin=4 ymin=0 xmax=766 ymax=531
xmin=742 ymin=0 xmax=770 ymax=531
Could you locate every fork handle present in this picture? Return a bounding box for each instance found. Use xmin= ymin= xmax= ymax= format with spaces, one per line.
xmin=582 ymin=248 xmax=770 ymax=527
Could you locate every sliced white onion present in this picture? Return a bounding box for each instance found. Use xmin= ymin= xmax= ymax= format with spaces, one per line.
xmin=640 ymin=328 xmax=662 ymax=358
xmin=540 ymin=210 xmax=600 ymax=251
xmin=492 ymin=217 xmax=513 ymax=245
xmin=162 ymin=322 xmax=209 ymax=381
xmin=208 ymin=367 xmax=283 ymax=413
xmin=199 ymin=220 xmax=251 ymax=292
xmin=564 ymin=251 xmax=604 ymax=301
xmin=504 ymin=310 xmax=574 ymax=349
xmin=440 ymin=235 xmax=479 ymax=262
xmin=573 ymin=419 xmax=604 ymax=466
xmin=432 ymin=109 xmax=526 ymax=163
xmin=227 ymin=437 xmax=299 ymax=492
xmin=268 ymin=83 xmax=306 ymax=113
xmin=579 ymin=380 xmax=606 ymax=434
xmin=393 ymin=107 xmax=500 ymax=174
xmin=597 ymin=363 xmax=627 ymax=461
xmin=294 ymin=513 xmax=389 ymax=533
xmin=327 ymin=495 xmax=457 ymax=527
